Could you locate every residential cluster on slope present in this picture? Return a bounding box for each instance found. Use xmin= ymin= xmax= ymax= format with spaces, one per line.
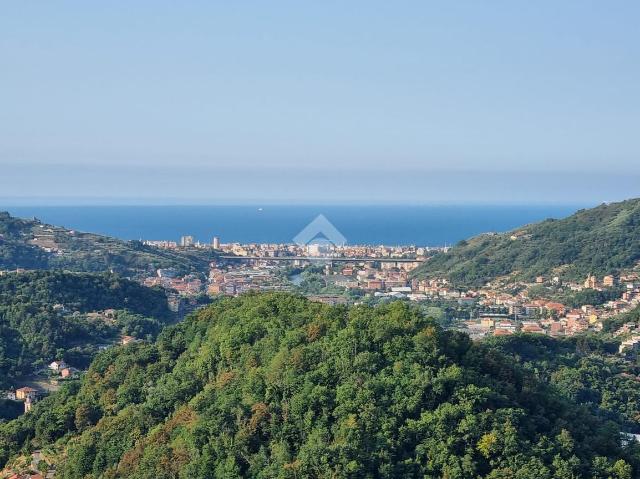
xmin=453 ymin=273 xmax=640 ymax=342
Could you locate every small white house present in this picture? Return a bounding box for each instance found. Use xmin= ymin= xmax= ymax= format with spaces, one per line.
xmin=49 ymin=360 xmax=67 ymax=372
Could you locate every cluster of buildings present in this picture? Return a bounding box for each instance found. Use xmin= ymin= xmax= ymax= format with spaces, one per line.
xmin=144 ymin=235 xmax=438 ymax=263
xmin=143 ymin=270 xmax=203 ymax=296
xmin=217 ymin=241 xmax=439 ymax=261
xmin=47 ymin=360 xmax=78 ymax=379
xmin=4 ymin=360 xmax=80 ymax=415
xmin=143 ymin=235 xmax=220 ymax=249
xmin=138 ymin=238 xmax=640 ymax=349
xmin=456 ymin=274 xmax=640 ymax=341
xmin=618 ymin=333 xmax=640 ymax=355
xmin=461 ymin=306 xmax=603 ymax=340
xmin=206 ymin=257 xmax=424 ymax=299
xmin=207 ymin=265 xmax=291 ymax=295
xmin=142 ymin=269 xmax=204 ymax=313
xmin=138 ymin=240 xmax=440 ymax=300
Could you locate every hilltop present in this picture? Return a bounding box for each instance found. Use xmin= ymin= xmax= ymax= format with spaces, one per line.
xmin=0 ymin=211 xmax=216 ymax=277
xmin=1 ymin=293 xmax=638 ymax=478
xmin=412 ymin=198 xmax=640 ymax=287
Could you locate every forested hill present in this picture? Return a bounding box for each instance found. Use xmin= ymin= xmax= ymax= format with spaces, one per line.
xmin=0 ymin=271 xmax=172 ymax=388
xmin=412 ymin=198 xmax=640 ymax=287
xmin=2 ymin=293 xmax=639 ymax=478
xmin=0 ymin=211 xmax=215 ymax=277
xmin=0 ymin=270 xmax=170 ymax=318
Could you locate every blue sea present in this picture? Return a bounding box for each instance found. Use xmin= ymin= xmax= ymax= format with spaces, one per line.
xmin=1 ymin=205 xmax=586 ymax=246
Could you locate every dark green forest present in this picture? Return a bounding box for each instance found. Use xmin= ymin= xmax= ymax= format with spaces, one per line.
xmin=412 ymin=198 xmax=640 ymax=287
xmin=1 ymin=293 xmax=638 ymax=478
xmin=0 ymin=271 xmax=171 ymax=388
xmin=486 ymin=334 xmax=640 ymax=434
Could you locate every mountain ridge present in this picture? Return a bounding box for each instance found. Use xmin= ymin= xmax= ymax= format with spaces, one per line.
xmin=412 ymin=198 xmax=640 ymax=287
xmin=0 ymin=211 xmax=215 ymax=277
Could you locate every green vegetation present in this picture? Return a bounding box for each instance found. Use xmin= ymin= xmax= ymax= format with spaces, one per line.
xmin=2 ymin=293 xmax=639 ymax=478
xmin=295 ymin=268 xmax=348 ymax=296
xmin=0 ymin=211 xmax=216 ymax=277
xmin=486 ymin=334 xmax=640 ymax=432
xmin=0 ymin=398 xmax=23 ymax=421
xmin=412 ymin=198 xmax=640 ymax=287
xmin=0 ymin=271 xmax=171 ymax=388
xmin=603 ymin=304 xmax=640 ymax=334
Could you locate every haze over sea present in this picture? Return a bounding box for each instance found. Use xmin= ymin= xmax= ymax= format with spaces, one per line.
xmin=2 ymin=205 xmax=588 ymax=246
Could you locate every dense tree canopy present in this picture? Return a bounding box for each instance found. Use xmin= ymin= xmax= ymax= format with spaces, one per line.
xmin=486 ymin=334 xmax=640 ymax=433
xmin=2 ymin=293 xmax=638 ymax=478
xmin=0 ymin=271 xmax=171 ymax=388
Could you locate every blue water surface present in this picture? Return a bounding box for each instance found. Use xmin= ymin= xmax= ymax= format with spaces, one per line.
xmin=2 ymin=204 xmax=585 ymax=246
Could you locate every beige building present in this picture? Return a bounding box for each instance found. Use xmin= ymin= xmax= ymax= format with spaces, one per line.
xmin=584 ymin=275 xmax=597 ymax=289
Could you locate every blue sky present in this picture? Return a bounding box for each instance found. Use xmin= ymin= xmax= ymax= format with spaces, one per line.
xmin=1 ymin=1 xmax=639 ymax=204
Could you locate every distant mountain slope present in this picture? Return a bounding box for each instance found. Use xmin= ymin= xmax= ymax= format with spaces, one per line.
xmin=0 ymin=211 xmax=216 ymax=276
xmin=412 ymin=198 xmax=640 ymax=287
xmin=1 ymin=293 xmax=639 ymax=477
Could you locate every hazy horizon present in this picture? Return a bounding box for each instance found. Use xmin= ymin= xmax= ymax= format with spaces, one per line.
xmin=0 ymin=164 xmax=637 ymax=205
xmin=0 ymin=197 xmax=595 ymax=207
xmin=2 ymin=1 xmax=639 ymax=203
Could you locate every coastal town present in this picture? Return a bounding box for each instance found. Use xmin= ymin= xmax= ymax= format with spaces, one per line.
xmin=13 ymin=216 xmax=640 ymax=347
xmin=141 ymin=236 xmax=640 ymax=344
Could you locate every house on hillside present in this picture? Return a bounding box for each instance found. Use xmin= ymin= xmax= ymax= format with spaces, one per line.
xmin=521 ymin=323 xmax=545 ymax=334
xmin=15 ymin=386 xmax=38 ymax=401
xmin=545 ymin=302 xmax=566 ymax=317
xmin=48 ymin=360 xmax=67 ymax=372
xmin=494 ymin=328 xmax=514 ymax=337
xmin=61 ymin=367 xmax=76 ymax=378
xmin=619 ymin=336 xmax=640 ymax=355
